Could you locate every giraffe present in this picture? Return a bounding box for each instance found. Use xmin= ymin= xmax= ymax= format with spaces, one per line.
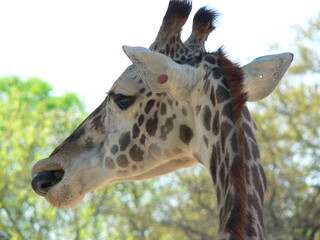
xmin=31 ymin=1 xmax=293 ymax=239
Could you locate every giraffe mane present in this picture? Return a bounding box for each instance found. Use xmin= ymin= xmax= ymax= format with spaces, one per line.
xmin=217 ymin=47 xmax=248 ymax=238
xmin=217 ymin=47 xmax=248 ymax=122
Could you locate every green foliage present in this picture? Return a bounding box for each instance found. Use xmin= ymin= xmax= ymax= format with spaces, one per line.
xmin=0 ymin=76 xmax=86 ymax=240
xmin=290 ymin=12 xmax=320 ymax=75
xmin=251 ymin=82 xmax=320 ymax=240
xmin=251 ymin=12 xmax=320 ymax=238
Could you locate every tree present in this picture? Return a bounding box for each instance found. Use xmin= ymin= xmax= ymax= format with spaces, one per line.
xmin=251 ymin=82 xmax=320 ymax=240
xmin=289 ymin=12 xmax=320 ymax=75
xmin=252 ymin=12 xmax=320 ymax=239
xmin=0 ymin=76 xmax=87 ymax=239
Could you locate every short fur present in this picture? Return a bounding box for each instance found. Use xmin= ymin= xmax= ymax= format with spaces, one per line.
xmin=217 ymin=48 xmax=248 ymax=239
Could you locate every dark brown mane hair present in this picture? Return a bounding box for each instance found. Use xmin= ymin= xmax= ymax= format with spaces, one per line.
xmin=217 ymin=48 xmax=248 ymax=238
xmin=217 ymin=48 xmax=247 ymax=121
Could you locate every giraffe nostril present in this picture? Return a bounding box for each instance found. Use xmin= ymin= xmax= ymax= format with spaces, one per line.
xmin=31 ymin=170 xmax=64 ymax=196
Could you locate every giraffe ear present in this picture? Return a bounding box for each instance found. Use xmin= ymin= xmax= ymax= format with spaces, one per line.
xmin=242 ymin=52 xmax=294 ymax=102
xmin=122 ymin=45 xmax=200 ymax=100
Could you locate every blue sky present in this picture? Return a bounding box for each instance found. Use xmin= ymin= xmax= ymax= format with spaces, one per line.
xmin=0 ymin=0 xmax=319 ymax=112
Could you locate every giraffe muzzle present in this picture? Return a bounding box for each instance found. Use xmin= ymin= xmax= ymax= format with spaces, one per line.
xmin=31 ymin=170 xmax=65 ymax=196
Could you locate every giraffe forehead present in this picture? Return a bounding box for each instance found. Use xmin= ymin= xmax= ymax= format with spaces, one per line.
xmin=112 ymin=65 xmax=145 ymax=94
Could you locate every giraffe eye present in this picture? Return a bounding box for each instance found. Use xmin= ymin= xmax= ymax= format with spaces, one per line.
xmin=114 ymin=94 xmax=136 ymax=110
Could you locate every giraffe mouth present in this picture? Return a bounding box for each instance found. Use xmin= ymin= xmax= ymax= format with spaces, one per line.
xmin=31 ymin=170 xmax=65 ymax=196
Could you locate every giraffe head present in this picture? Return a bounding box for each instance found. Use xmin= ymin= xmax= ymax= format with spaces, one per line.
xmin=31 ymin=0 xmax=293 ymax=208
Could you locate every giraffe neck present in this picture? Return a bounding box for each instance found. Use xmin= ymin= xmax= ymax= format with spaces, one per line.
xmin=191 ymin=52 xmax=267 ymax=240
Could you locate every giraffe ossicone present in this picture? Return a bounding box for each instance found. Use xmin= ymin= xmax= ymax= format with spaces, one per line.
xmin=31 ymin=1 xmax=293 ymax=239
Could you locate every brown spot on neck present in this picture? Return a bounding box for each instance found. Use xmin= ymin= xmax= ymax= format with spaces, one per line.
xmin=203 ymin=105 xmax=212 ymax=131
xmin=179 ymin=124 xmax=193 ymax=145
xmin=137 ymin=114 xmax=144 ymax=126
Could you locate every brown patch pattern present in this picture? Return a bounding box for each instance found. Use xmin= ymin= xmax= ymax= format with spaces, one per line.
xmin=210 ymin=86 xmax=216 ymax=106
xmin=212 ymin=67 xmax=222 ymax=79
xmin=111 ymin=145 xmax=119 ymax=155
xmin=129 ymin=145 xmax=144 ymax=162
xmin=118 ymin=132 xmax=130 ymax=151
xmin=140 ymin=134 xmax=146 ymax=145
xmin=160 ymin=103 xmax=167 ymax=115
xmin=138 ymin=114 xmax=145 ymax=126
xmin=216 ymin=85 xmax=230 ymax=104
xmin=160 ymin=116 xmax=175 ymax=140
xmin=179 ymin=124 xmax=193 ymax=145
xmin=212 ymin=110 xmax=220 ymax=135
xmin=105 ymin=157 xmax=115 ymax=170
xmin=210 ymin=144 xmax=218 ymax=184
xmin=145 ymin=111 xmax=159 ymax=136
xmin=132 ymin=124 xmax=140 ymax=139
xmin=145 ymin=99 xmax=155 ymax=114
xmin=90 ymin=115 xmax=106 ymax=134
xmin=203 ymin=105 xmax=212 ymax=131
xmin=116 ymin=155 xmax=129 ymax=168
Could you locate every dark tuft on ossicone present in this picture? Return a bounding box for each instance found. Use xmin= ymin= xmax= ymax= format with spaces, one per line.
xmin=164 ymin=0 xmax=192 ymax=22
xmin=193 ymin=6 xmax=219 ymax=31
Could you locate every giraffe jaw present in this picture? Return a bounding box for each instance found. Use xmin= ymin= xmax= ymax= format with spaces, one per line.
xmin=31 ymin=154 xmax=198 ymax=208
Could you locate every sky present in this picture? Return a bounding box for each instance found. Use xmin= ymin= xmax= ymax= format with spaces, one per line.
xmin=0 ymin=0 xmax=319 ymax=112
